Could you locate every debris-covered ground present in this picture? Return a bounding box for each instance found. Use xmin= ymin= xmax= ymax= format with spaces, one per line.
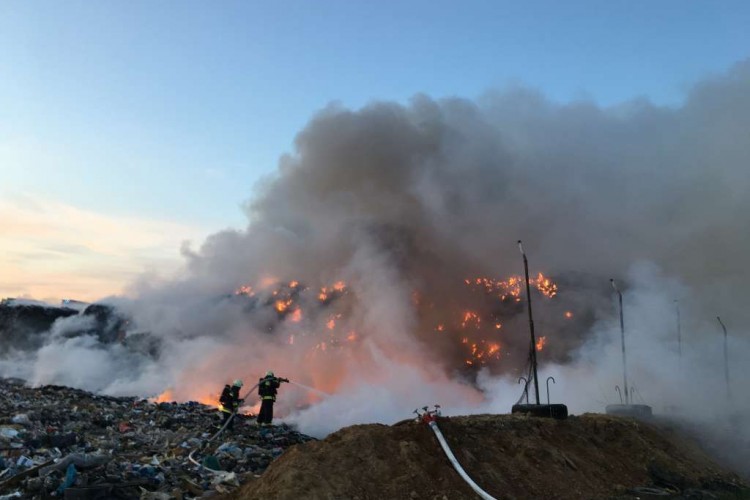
xmin=0 ymin=378 xmax=313 ymax=499
xmin=3 ymin=377 xmax=749 ymax=500
xmin=236 ymin=413 xmax=749 ymax=500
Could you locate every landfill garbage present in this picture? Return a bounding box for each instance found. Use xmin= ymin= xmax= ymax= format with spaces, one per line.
xmin=201 ymin=456 xmax=222 ymax=471
xmin=11 ymin=415 xmax=30 ymax=426
xmin=0 ymin=427 xmax=20 ymax=439
xmin=38 ymin=452 xmax=110 ymax=476
xmin=15 ymin=456 xmax=34 ymax=468
xmin=138 ymin=488 xmax=172 ymax=500
xmin=56 ymin=463 xmax=77 ymax=494
xmin=0 ymin=377 xmax=314 ymax=499
xmin=211 ymin=471 xmax=239 ymax=487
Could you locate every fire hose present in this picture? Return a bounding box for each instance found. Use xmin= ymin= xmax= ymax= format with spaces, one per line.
xmin=187 ymin=379 xmax=331 ymax=474
xmin=419 ymin=408 xmax=497 ymax=500
xmin=188 ymin=382 xmax=259 ymax=474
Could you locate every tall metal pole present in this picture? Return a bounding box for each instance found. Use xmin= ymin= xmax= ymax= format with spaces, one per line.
xmin=716 ymin=316 xmax=731 ymax=399
xmin=611 ymin=279 xmax=629 ymax=405
xmin=518 ymin=240 xmax=540 ymax=405
xmin=674 ymin=300 xmax=682 ymax=365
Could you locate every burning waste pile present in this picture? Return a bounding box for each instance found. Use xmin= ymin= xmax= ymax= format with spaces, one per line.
xmin=0 ymin=378 xmax=313 ymax=499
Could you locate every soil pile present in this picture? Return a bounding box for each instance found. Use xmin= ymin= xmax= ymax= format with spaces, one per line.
xmin=234 ymin=414 xmax=747 ymax=500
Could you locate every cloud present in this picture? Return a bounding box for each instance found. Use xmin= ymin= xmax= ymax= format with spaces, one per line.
xmin=0 ymin=192 xmax=207 ymax=302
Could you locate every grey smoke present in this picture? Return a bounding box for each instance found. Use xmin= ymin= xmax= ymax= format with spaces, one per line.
xmin=175 ymin=60 xmax=750 ymax=325
xmin=1 ymin=60 xmax=749 ymax=472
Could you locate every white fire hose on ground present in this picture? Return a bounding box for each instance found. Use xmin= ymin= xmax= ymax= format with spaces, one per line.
xmin=188 ymin=382 xmax=259 ymax=474
xmin=417 ymin=406 xmax=497 ymax=500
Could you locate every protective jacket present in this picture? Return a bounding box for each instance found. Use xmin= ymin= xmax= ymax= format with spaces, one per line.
xmin=258 ymin=376 xmax=287 ymax=401
xmin=219 ymin=384 xmax=241 ymax=413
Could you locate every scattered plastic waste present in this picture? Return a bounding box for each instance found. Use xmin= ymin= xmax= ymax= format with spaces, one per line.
xmin=56 ymin=463 xmax=77 ymax=494
xmin=0 ymin=377 xmax=314 ymax=498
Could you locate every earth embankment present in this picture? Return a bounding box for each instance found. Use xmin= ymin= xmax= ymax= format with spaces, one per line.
xmin=234 ymin=413 xmax=747 ymax=500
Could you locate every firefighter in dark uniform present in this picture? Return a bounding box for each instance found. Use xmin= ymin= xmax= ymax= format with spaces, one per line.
xmin=257 ymin=371 xmax=288 ymax=425
xmin=218 ymin=379 xmax=244 ymax=430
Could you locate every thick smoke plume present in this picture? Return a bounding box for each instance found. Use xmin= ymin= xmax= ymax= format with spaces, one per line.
xmin=2 ymin=60 xmax=750 ymax=473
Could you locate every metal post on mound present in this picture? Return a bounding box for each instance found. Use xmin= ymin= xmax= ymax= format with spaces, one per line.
xmin=716 ymin=316 xmax=731 ymax=399
xmin=674 ymin=300 xmax=682 ymax=368
xmin=510 ymin=242 xmax=568 ymax=420
xmin=519 ymin=240 xmax=540 ymax=405
xmin=611 ymin=279 xmax=629 ymax=405
xmin=605 ymin=280 xmax=652 ymax=420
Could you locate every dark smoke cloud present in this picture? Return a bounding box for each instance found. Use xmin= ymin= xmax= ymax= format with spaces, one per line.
xmin=175 ymin=60 xmax=750 ymax=326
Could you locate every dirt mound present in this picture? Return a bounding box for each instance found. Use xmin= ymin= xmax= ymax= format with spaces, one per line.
xmin=234 ymin=414 xmax=747 ymax=500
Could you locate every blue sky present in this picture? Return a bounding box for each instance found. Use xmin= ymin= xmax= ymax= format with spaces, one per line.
xmin=1 ymin=0 xmax=749 ymax=300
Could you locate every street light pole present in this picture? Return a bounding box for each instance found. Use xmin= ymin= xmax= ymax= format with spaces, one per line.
xmin=611 ymin=279 xmax=629 ymax=405
xmin=518 ymin=240 xmax=540 ymax=405
xmin=716 ymin=316 xmax=731 ymax=399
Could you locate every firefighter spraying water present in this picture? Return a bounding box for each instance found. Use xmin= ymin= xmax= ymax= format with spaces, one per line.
xmin=257 ymin=371 xmax=289 ymax=426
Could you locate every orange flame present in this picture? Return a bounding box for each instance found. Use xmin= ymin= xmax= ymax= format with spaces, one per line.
xmin=199 ymin=393 xmax=220 ymax=408
xmin=153 ymin=389 xmax=218 ymax=408
xmin=275 ymin=299 xmax=292 ymax=313
xmin=259 ymin=276 xmax=278 ymax=289
xmin=234 ymin=285 xmax=254 ymax=296
xmin=487 ymin=343 xmax=501 ymax=356
xmin=290 ymin=309 xmax=302 ymax=322
xmin=534 ymin=272 xmax=558 ymax=298
xmin=464 ymin=273 xmax=558 ymax=301
xmin=536 ymin=336 xmax=547 ymax=351
xmin=461 ymin=311 xmax=481 ymax=329
xmin=153 ymin=389 xmax=174 ymax=403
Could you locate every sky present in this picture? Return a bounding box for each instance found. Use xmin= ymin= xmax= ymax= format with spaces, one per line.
xmin=1 ymin=0 xmax=749 ymax=302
